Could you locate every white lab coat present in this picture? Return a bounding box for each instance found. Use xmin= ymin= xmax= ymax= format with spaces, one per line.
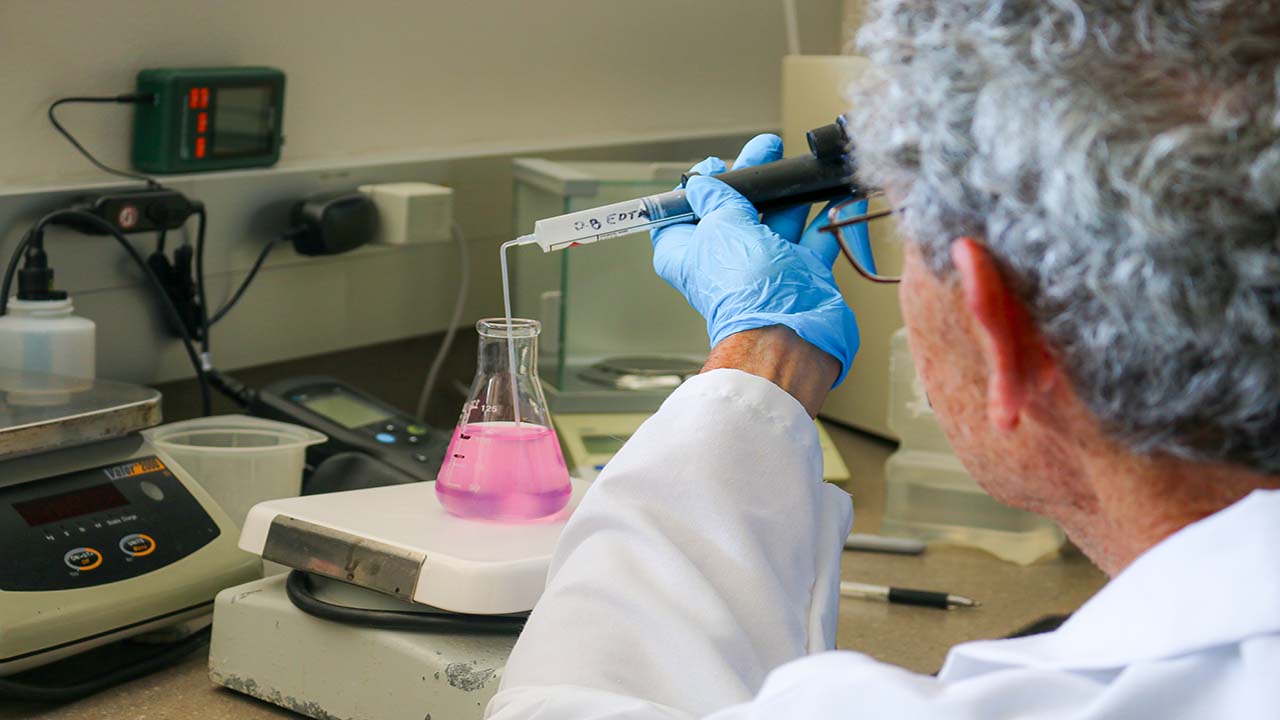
xmin=487 ymin=369 xmax=1280 ymax=719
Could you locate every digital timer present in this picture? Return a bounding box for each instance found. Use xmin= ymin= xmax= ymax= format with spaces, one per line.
xmin=132 ymin=66 xmax=286 ymax=174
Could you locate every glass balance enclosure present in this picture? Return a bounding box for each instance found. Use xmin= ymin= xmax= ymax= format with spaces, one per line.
xmin=512 ymin=159 xmax=708 ymax=414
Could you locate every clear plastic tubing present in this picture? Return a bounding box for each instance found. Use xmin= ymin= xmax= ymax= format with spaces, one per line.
xmin=514 ymin=189 xmax=694 ymax=252
xmin=499 ymin=239 xmax=523 ymax=424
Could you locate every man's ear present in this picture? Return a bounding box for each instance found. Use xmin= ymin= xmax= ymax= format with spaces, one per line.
xmin=950 ymin=238 xmax=1054 ymax=431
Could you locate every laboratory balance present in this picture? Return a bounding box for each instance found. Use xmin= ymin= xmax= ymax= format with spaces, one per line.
xmin=209 ymin=473 xmax=588 ymax=719
xmin=511 ymin=159 xmax=850 ymax=481
xmin=0 ymin=369 xmax=258 ymax=679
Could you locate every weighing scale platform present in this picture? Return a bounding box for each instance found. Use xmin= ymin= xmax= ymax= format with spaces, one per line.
xmin=542 ymin=361 xmax=693 ymax=414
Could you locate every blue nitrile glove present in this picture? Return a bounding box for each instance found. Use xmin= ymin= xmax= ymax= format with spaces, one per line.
xmin=651 ymin=134 xmax=860 ymax=387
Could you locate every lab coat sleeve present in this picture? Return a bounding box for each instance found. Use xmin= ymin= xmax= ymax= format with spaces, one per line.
xmin=487 ymin=369 xmax=853 ymax=719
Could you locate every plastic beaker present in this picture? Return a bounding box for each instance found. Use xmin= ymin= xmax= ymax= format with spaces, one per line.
xmin=142 ymin=415 xmax=327 ymax=528
xmin=435 ymin=318 xmax=571 ymax=521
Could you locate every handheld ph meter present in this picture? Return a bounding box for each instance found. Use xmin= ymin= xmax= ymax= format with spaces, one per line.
xmin=516 ymin=117 xmax=859 ymax=252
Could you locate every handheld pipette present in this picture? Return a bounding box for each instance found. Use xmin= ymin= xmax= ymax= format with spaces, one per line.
xmin=514 ymin=117 xmax=862 ymax=252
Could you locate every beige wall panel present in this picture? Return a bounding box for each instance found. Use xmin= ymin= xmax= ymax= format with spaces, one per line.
xmin=782 ymin=55 xmax=902 ymax=438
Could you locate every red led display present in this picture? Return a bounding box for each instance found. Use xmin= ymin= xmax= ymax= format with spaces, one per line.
xmin=197 ymin=112 xmax=208 ymax=133
xmin=13 ymin=483 xmax=129 ymax=527
xmin=199 ymin=87 xmax=210 ymax=109
xmin=189 ymin=88 xmax=199 ymax=109
xmin=195 ymin=137 xmax=207 ymax=158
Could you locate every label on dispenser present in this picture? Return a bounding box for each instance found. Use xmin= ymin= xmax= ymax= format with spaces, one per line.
xmin=532 ymin=191 xmax=695 ymax=251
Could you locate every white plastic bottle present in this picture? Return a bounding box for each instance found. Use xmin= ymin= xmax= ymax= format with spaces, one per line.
xmin=0 ymin=297 xmax=96 ymax=401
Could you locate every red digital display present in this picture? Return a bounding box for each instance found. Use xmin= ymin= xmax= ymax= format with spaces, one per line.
xmin=13 ymin=483 xmax=129 ymax=527
xmin=189 ymin=88 xmax=199 ymax=109
xmin=195 ymin=136 xmax=207 ymax=158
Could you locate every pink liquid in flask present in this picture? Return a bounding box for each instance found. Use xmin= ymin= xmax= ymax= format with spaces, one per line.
xmin=435 ymin=422 xmax=572 ymax=521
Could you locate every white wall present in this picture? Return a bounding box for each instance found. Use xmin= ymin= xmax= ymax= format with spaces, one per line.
xmin=0 ymin=0 xmax=841 ymax=189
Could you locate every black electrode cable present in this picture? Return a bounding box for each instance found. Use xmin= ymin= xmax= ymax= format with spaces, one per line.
xmin=0 ymin=209 xmax=212 ymax=415
xmin=0 ymin=626 xmax=211 ymax=702
xmin=285 ymin=570 xmax=526 ymax=635
xmin=193 ymin=206 xmax=211 ymax=354
xmin=48 ymin=95 xmax=159 ymax=188
xmin=206 ymin=235 xmax=289 ymax=327
xmin=0 ymin=232 xmax=32 ymax=317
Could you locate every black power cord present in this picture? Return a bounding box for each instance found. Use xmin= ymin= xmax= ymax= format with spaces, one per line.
xmin=206 ymin=234 xmax=289 ymax=327
xmin=285 ymin=571 xmax=526 ymax=635
xmin=0 ymin=209 xmax=212 ymax=415
xmin=193 ymin=206 xmax=210 ymax=352
xmin=0 ymin=627 xmax=211 ymax=702
xmin=0 ymin=232 xmax=33 ymax=317
xmin=47 ymin=95 xmax=158 ymax=187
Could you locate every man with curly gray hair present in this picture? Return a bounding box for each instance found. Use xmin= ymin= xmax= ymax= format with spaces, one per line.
xmin=488 ymin=2 xmax=1279 ymax=718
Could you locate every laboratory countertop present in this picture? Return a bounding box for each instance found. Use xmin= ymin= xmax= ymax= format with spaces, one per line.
xmin=0 ymin=334 xmax=1108 ymax=719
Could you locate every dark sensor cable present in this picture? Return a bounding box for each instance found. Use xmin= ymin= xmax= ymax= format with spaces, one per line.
xmin=206 ymin=234 xmax=290 ymax=328
xmin=0 ymin=627 xmax=211 ymax=702
xmin=47 ymin=95 xmax=159 ymax=187
xmin=285 ymin=570 xmax=526 ymax=635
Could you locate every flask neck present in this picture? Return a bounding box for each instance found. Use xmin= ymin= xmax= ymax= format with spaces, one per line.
xmin=475 ymin=318 xmax=541 ymax=378
xmin=476 ymin=332 xmax=539 ymax=377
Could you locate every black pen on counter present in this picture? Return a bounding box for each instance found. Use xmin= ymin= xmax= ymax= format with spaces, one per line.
xmin=840 ymin=581 xmax=980 ymax=610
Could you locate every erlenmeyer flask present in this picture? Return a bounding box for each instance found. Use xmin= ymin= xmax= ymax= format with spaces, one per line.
xmin=435 ymin=318 xmax=572 ymax=521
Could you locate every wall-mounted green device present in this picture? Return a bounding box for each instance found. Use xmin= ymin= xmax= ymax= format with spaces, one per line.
xmin=132 ymin=67 xmax=285 ymax=174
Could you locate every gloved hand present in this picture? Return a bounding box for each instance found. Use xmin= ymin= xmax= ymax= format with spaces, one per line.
xmin=651 ymin=134 xmax=860 ymax=387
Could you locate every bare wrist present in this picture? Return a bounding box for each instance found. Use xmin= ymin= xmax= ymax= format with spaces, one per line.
xmin=701 ymin=326 xmax=840 ymax=417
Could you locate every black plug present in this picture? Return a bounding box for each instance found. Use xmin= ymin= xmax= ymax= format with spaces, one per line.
xmin=289 ymin=191 xmax=377 ymax=256
xmin=172 ymin=244 xmax=203 ymax=339
xmin=207 ymin=368 xmax=257 ymax=408
xmin=146 ymin=244 xmax=204 ymax=342
xmin=16 ymin=230 xmax=68 ymax=302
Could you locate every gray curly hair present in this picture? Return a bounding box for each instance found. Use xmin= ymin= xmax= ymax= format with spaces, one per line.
xmin=846 ymin=1 xmax=1280 ymax=474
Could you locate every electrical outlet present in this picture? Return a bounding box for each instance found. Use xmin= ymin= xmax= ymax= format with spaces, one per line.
xmin=358 ymin=182 xmax=453 ymax=245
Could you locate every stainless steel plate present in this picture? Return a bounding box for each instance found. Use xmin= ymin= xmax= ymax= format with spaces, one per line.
xmin=0 ymin=370 xmax=160 ymax=460
xmin=578 ymin=356 xmax=702 ymax=391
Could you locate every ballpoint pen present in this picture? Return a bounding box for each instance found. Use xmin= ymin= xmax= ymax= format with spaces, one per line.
xmin=840 ymin=581 xmax=980 ymax=610
xmin=844 ymin=533 xmax=927 ymax=555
